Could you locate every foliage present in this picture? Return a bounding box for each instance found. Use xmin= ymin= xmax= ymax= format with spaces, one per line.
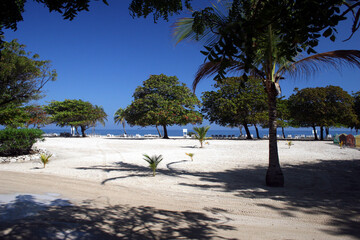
xmin=201 ymin=77 xmax=267 ymax=139
xmin=114 ymin=108 xmax=127 ymax=135
xmin=45 ymin=99 xmax=107 ymax=137
xmin=352 ymin=91 xmax=360 ymax=132
xmin=0 ymin=39 xmax=56 ymax=109
xmin=0 ymin=128 xmax=44 ymax=156
xmin=143 ymin=154 xmax=163 ymax=176
xmin=124 ymin=74 xmax=202 ymax=139
xmin=40 ymin=152 xmax=52 ymax=168
xmin=0 ymin=105 xmax=30 ymax=128
xmin=0 ymin=0 xmax=109 ymax=32
xmin=185 ymin=152 xmax=194 ymax=161
xmin=193 ymin=126 xmax=210 ymax=148
xmin=24 ymin=105 xmax=50 ymax=128
xmin=288 ymin=86 xmax=357 ymax=140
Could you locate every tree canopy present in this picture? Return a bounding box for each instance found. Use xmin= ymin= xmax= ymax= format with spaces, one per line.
xmin=124 ymin=74 xmax=202 ymax=139
xmin=201 ymin=77 xmax=267 ymax=139
xmin=0 ymin=39 xmax=57 ymax=109
xmin=45 ymin=99 xmax=107 ymax=137
xmin=288 ymin=86 xmax=357 ymax=140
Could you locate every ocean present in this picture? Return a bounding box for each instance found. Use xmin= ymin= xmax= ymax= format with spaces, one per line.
xmin=41 ymin=127 xmax=358 ymax=138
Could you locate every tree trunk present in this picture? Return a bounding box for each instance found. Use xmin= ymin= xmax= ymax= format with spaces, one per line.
xmin=320 ymin=126 xmax=324 ymax=141
xmin=122 ymin=123 xmax=127 ymax=135
xmin=254 ymin=124 xmax=260 ymax=139
xmin=80 ymin=126 xmax=86 ymax=137
xmin=265 ymin=87 xmax=284 ymax=187
xmin=162 ymin=125 xmax=169 ymax=139
xmin=156 ymin=125 xmax=162 ymax=137
xmin=312 ymin=126 xmax=318 ymax=140
xmin=282 ymin=127 xmax=285 ymax=139
xmin=239 ymin=125 xmax=243 ymax=136
xmin=243 ymin=123 xmax=252 ymax=139
xmin=325 ymin=127 xmax=329 ymax=137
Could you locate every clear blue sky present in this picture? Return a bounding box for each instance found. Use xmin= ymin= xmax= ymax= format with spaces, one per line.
xmin=4 ymin=0 xmax=360 ymax=130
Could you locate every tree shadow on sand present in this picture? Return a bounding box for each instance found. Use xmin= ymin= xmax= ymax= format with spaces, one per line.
xmin=78 ymin=159 xmax=360 ymax=239
xmin=0 ymin=194 xmax=236 ymax=239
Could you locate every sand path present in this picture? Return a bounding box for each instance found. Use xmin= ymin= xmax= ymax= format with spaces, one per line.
xmin=0 ymin=137 xmax=359 ymax=239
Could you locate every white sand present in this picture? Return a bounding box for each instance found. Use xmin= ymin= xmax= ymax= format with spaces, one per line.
xmin=0 ymin=137 xmax=359 ymax=239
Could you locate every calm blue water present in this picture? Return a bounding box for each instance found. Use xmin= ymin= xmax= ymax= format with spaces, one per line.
xmin=41 ymin=127 xmax=359 ymax=137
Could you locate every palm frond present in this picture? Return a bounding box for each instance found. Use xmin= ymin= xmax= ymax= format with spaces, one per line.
xmin=277 ymin=50 xmax=360 ymax=79
xmin=193 ymin=61 xmax=264 ymax=91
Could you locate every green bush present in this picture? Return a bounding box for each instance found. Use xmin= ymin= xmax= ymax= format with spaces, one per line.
xmin=0 ymin=128 xmax=44 ymax=156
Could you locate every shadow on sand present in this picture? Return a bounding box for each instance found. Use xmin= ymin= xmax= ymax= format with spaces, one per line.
xmin=77 ymin=158 xmax=360 ymax=239
xmin=0 ymin=194 xmax=236 ymax=239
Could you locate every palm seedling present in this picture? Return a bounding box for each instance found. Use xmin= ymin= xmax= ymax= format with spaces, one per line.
xmin=193 ymin=126 xmax=210 ymax=148
xmin=286 ymin=141 xmax=294 ymax=149
xmin=185 ymin=152 xmax=194 ymax=161
xmin=40 ymin=153 xmax=52 ymax=168
xmin=143 ymin=154 xmax=163 ymax=176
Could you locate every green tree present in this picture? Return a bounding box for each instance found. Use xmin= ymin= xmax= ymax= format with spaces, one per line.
xmin=124 ymin=74 xmax=202 ymax=139
xmin=173 ymin=2 xmax=360 ymax=187
xmin=45 ymin=99 xmax=107 ymax=137
xmin=114 ymin=108 xmax=127 ymax=135
xmin=288 ymin=86 xmax=356 ymax=140
xmin=193 ymin=125 xmax=210 ymax=148
xmin=0 ymin=105 xmax=29 ymax=128
xmin=0 ymin=39 xmax=56 ymax=109
xmin=24 ymin=105 xmax=50 ymax=128
xmin=201 ymin=77 xmax=267 ymax=139
xmin=353 ymin=91 xmax=360 ymax=134
xmin=276 ymin=97 xmax=291 ymax=139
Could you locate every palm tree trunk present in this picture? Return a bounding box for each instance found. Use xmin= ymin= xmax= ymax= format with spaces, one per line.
xmin=163 ymin=125 xmax=169 ymax=139
xmin=265 ymin=87 xmax=284 ymax=187
xmin=254 ymin=124 xmax=260 ymax=139
xmin=243 ymin=123 xmax=252 ymax=139
xmin=282 ymin=127 xmax=285 ymax=139
xmin=122 ymin=123 xmax=127 ymax=135
xmin=325 ymin=127 xmax=329 ymax=137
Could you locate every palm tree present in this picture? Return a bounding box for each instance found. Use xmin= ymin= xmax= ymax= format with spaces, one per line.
xmin=143 ymin=154 xmax=163 ymax=176
xmin=193 ymin=126 xmax=210 ymax=148
xmin=174 ymin=3 xmax=360 ymax=187
xmin=114 ymin=108 xmax=127 ymax=135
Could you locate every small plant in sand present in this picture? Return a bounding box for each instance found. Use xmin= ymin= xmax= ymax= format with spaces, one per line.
xmin=185 ymin=153 xmax=194 ymax=161
xmin=286 ymin=140 xmax=294 ymax=149
xmin=193 ymin=126 xmax=210 ymax=148
xmin=40 ymin=153 xmax=52 ymax=168
xmin=143 ymin=154 xmax=163 ymax=176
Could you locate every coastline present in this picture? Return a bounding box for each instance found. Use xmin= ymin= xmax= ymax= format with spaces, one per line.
xmin=0 ymin=137 xmax=359 ymax=239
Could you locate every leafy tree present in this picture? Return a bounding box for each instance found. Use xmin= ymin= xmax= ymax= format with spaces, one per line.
xmin=193 ymin=125 xmax=210 ymax=148
xmin=0 ymin=105 xmax=29 ymax=128
xmin=24 ymin=105 xmax=50 ymax=128
xmin=288 ymin=86 xmax=356 ymax=140
xmin=173 ymin=2 xmax=360 ymax=187
xmin=114 ymin=108 xmax=127 ymax=135
xmin=0 ymin=39 xmax=56 ymax=109
xmin=201 ymin=77 xmax=267 ymax=139
xmin=276 ymin=97 xmax=290 ymax=138
xmin=353 ymin=91 xmax=360 ymax=134
xmin=124 ymin=74 xmax=202 ymax=139
xmin=45 ymin=99 xmax=107 ymax=137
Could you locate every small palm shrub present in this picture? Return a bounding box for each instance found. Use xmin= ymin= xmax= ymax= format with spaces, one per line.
xmin=143 ymin=154 xmax=163 ymax=176
xmin=286 ymin=141 xmax=294 ymax=149
xmin=193 ymin=126 xmax=210 ymax=148
xmin=0 ymin=128 xmax=44 ymax=156
xmin=185 ymin=152 xmax=194 ymax=161
xmin=40 ymin=153 xmax=52 ymax=168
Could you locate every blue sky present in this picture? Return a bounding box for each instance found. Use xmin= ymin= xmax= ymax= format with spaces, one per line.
xmin=4 ymin=0 xmax=360 ymax=130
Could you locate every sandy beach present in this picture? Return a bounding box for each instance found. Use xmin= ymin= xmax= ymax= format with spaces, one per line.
xmin=0 ymin=136 xmax=359 ymax=239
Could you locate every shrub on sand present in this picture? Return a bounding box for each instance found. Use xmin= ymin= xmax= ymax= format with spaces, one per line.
xmin=143 ymin=154 xmax=163 ymax=176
